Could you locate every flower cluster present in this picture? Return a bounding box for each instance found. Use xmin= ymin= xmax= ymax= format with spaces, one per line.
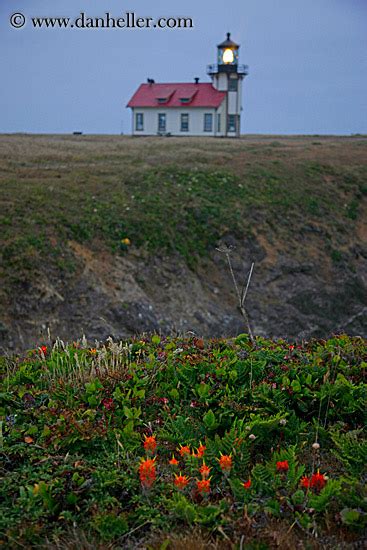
xmin=301 ymin=471 xmax=327 ymax=491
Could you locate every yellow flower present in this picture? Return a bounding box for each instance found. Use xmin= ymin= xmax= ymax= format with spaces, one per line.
xmin=121 ymin=238 xmax=131 ymax=246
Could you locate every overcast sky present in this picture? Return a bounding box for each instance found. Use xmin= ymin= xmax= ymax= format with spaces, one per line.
xmin=1 ymin=0 xmax=366 ymax=135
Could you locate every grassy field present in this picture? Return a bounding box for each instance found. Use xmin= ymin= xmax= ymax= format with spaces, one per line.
xmin=1 ymin=333 xmax=366 ymax=548
xmin=1 ymin=134 xmax=366 ymax=278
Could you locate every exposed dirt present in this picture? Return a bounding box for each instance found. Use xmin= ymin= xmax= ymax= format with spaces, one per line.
xmin=2 ymin=229 xmax=366 ymax=352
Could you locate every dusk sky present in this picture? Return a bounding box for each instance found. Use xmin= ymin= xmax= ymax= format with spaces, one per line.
xmin=1 ymin=0 xmax=366 ymax=135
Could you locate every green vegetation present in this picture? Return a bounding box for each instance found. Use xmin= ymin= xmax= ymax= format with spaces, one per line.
xmin=1 ymin=334 xmax=366 ymax=547
xmin=0 ymin=135 xmax=366 ymax=280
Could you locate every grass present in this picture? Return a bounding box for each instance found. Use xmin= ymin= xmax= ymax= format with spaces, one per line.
xmin=0 ymin=333 xmax=366 ymax=548
xmin=0 ymin=135 xmax=366 ymax=282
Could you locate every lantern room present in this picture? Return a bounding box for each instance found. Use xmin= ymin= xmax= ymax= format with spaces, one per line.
xmin=217 ymin=33 xmax=240 ymax=71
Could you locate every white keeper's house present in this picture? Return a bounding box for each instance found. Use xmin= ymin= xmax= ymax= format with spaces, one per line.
xmin=127 ymin=33 xmax=248 ymax=138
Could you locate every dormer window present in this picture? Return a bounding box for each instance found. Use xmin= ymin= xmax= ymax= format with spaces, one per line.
xmin=180 ymin=98 xmax=191 ymax=104
xmin=157 ymin=98 xmax=168 ymax=104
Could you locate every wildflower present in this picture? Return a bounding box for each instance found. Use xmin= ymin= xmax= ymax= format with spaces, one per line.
xmin=89 ymin=348 xmax=97 ymax=354
xmin=249 ymin=434 xmax=257 ymax=441
xmin=178 ymin=445 xmax=191 ymax=458
xmin=38 ymin=345 xmax=48 ymax=355
xmin=279 ymin=419 xmax=287 ymax=426
xmin=199 ymin=463 xmax=211 ymax=479
xmin=138 ymin=458 xmax=156 ymax=488
xmin=218 ymin=454 xmax=232 ymax=473
xmin=312 ymin=442 xmax=320 ymax=450
xmin=121 ymin=238 xmax=131 ymax=246
xmin=300 ymin=472 xmax=327 ymax=491
xmin=310 ymin=471 xmax=327 ymax=491
xmin=243 ymin=479 xmax=252 ymax=489
xmin=174 ymin=473 xmax=190 ymax=490
xmin=143 ymin=435 xmax=157 ymax=454
xmin=276 ymin=460 xmax=289 ymax=472
xmin=102 ymin=397 xmax=114 ymax=410
xmin=169 ymin=455 xmax=179 ymax=467
xmin=196 ymin=478 xmax=211 ymax=496
xmin=196 ymin=443 xmax=206 ymax=458
xmin=300 ymin=476 xmax=311 ymax=489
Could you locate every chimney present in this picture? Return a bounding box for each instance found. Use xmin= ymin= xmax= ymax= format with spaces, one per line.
xmin=194 ymin=77 xmax=200 ymax=84
xmin=147 ymin=78 xmax=155 ymax=85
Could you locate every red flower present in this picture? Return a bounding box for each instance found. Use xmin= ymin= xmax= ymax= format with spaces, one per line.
xmin=174 ymin=473 xmax=190 ymax=490
xmin=196 ymin=478 xmax=211 ymax=495
xmin=39 ymin=345 xmax=48 ymax=355
xmin=199 ymin=463 xmax=211 ymax=479
xmin=178 ymin=445 xmax=191 ymax=458
xmin=219 ymin=454 xmax=232 ymax=473
xmin=143 ymin=435 xmax=157 ymax=454
xmin=138 ymin=458 xmax=156 ymax=488
xmin=276 ymin=460 xmax=289 ymax=472
xmin=243 ymin=479 xmax=252 ymax=489
xmin=102 ymin=397 xmax=114 ymax=410
xmin=300 ymin=476 xmax=311 ymax=488
xmin=310 ymin=471 xmax=327 ymax=491
xmin=300 ymin=472 xmax=327 ymax=491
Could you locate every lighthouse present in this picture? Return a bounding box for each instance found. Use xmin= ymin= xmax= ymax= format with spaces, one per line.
xmin=207 ymin=33 xmax=248 ymax=137
xmin=127 ymin=33 xmax=248 ymax=137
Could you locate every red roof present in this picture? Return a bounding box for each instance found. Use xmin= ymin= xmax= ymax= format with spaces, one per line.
xmin=127 ymin=83 xmax=226 ymax=109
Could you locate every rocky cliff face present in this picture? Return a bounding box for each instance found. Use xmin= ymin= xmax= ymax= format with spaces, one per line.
xmin=2 ymin=231 xmax=366 ymax=352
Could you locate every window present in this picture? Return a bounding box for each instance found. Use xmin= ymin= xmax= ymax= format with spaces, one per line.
xmin=158 ymin=113 xmax=166 ymax=133
xmin=204 ymin=113 xmax=213 ymax=132
xmin=135 ymin=113 xmax=144 ymax=131
xmin=181 ymin=113 xmax=189 ymax=132
xmin=227 ymin=114 xmax=237 ymax=133
xmin=157 ymin=98 xmax=167 ymax=104
xmin=217 ymin=113 xmax=221 ymax=133
xmin=228 ymin=78 xmax=238 ymax=92
xmin=180 ymin=98 xmax=190 ymax=104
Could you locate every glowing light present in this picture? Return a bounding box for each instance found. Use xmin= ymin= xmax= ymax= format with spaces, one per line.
xmin=223 ymin=48 xmax=234 ymax=64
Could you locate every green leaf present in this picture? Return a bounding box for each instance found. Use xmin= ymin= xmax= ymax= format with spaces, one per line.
xmin=203 ymin=409 xmax=218 ymax=430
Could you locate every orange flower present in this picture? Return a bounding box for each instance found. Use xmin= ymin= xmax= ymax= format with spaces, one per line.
xmin=310 ymin=471 xmax=327 ymax=491
xmin=174 ymin=473 xmax=190 ymax=490
xmin=196 ymin=443 xmax=206 ymax=458
xmin=143 ymin=435 xmax=157 ymax=454
xmin=138 ymin=458 xmax=156 ymax=488
xmin=199 ymin=463 xmax=211 ymax=479
xmin=276 ymin=460 xmax=289 ymax=472
xmin=219 ymin=454 xmax=232 ymax=473
xmin=178 ymin=445 xmax=191 ymax=458
xmin=169 ymin=455 xmax=179 ymax=467
xmin=196 ymin=478 xmax=211 ymax=495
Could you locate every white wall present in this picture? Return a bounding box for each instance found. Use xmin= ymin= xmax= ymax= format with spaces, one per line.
xmin=131 ymin=106 xmax=227 ymax=137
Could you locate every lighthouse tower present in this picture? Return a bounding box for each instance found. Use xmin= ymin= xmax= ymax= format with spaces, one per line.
xmin=208 ymin=33 xmax=248 ymax=137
